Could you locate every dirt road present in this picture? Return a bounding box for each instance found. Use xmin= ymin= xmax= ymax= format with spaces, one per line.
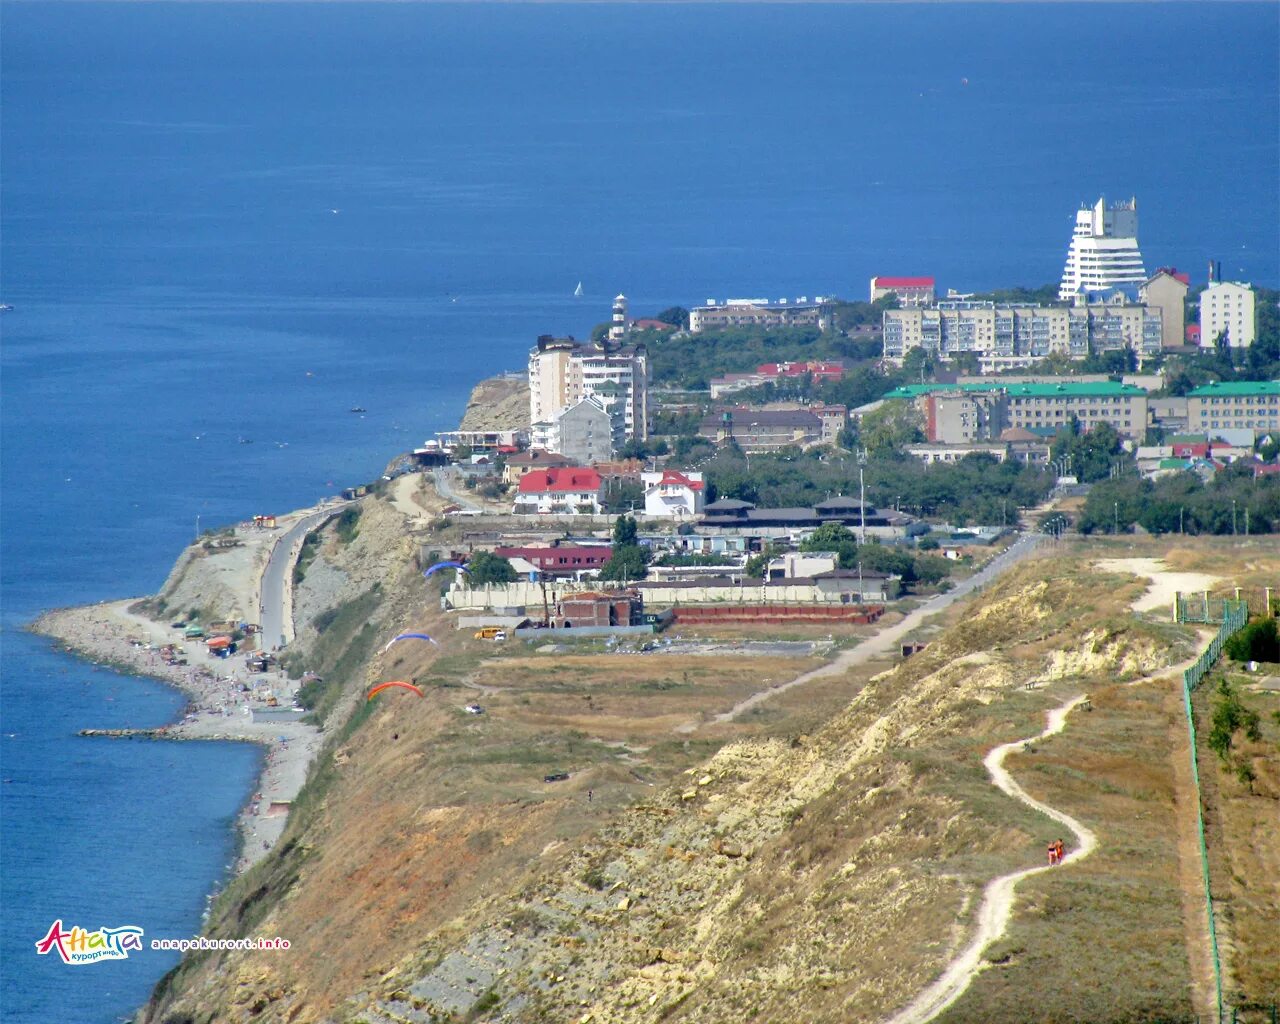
xmin=681 ymin=532 xmax=1045 ymax=732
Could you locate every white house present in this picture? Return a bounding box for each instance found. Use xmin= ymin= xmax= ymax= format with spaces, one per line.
xmin=512 ymin=467 xmax=604 ymax=516
xmin=641 ymin=471 xmax=706 ymax=518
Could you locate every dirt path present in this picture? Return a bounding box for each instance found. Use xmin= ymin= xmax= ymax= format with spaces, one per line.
xmin=1094 ymin=557 xmax=1221 ymax=614
xmin=885 ymin=695 xmax=1097 ymax=1024
xmin=677 ymin=534 xmax=1045 ymax=733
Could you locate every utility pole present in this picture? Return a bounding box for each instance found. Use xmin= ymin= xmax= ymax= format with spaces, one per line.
xmin=1114 ymin=501 xmax=1119 ymax=535
xmin=858 ymin=447 xmax=868 ymax=545
xmin=1232 ymin=499 xmax=1238 ymax=536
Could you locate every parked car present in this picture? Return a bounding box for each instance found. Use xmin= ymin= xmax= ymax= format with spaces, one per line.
xmin=543 ymin=772 xmax=570 ymax=783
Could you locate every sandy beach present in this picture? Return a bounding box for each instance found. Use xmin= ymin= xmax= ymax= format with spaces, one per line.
xmin=31 ymin=599 xmax=322 ymax=876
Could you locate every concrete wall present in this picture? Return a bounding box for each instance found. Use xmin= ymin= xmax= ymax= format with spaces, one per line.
xmin=445 ymin=580 xmax=894 ymax=610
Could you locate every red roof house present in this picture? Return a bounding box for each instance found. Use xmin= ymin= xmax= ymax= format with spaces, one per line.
xmin=513 ymin=468 xmax=604 ymax=515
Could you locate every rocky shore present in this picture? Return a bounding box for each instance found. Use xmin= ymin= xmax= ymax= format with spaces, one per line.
xmin=31 ymin=599 xmax=321 ymax=877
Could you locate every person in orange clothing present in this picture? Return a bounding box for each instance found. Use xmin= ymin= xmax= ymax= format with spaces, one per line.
xmin=1054 ymin=838 xmax=1066 ymax=864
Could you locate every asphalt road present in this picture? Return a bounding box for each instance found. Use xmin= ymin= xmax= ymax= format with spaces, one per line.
xmin=260 ymin=506 xmax=343 ymax=649
xmin=695 ymin=531 xmax=1047 ymax=729
xmin=432 ymin=467 xmax=483 ymax=511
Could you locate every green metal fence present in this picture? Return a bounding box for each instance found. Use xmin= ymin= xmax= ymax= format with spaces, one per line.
xmin=1181 ymin=599 xmax=1249 ymax=1023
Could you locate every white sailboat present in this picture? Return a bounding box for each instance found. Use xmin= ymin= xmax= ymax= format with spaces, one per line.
xmin=573 ymin=281 xmax=584 ymax=298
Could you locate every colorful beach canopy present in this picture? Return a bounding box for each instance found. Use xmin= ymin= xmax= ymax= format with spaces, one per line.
xmin=383 ymin=632 xmax=439 ymax=653
xmin=366 ymin=681 xmax=424 ymax=701
xmin=423 ymin=560 xmax=468 ymax=578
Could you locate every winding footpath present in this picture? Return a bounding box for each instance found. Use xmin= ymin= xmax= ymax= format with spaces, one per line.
xmin=884 ymin=694 xmax=1098 ymax=1024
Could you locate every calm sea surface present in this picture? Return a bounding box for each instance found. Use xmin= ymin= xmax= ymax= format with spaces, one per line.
xmin=2 ymin=3 xmax=1276 ymax=1020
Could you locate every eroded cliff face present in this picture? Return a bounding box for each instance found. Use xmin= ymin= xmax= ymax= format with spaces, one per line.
xmin=141 ymin=537 xmax=1269 ymax=1024
xmin=458 ymin=376 xmax=530 ymax=432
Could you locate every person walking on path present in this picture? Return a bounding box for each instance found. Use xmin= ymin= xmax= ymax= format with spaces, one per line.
xmin=1053 ymin=838 xmax=1065 ymax=865
xmin=1047 ymin=841 xmax=1058 ymax=866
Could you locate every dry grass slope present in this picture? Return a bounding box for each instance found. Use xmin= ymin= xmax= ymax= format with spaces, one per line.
xmin=344 ymin=559 xmax=1205 ymax=1024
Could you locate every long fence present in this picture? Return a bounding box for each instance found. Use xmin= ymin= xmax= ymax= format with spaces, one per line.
xmin=1181 ymin=599 xmax=1249 ymax=1023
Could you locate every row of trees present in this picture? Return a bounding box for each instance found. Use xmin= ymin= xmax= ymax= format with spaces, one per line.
xmin=798 ymin=523 xmax=952 ymax=586
xmin=704 ymin=444 xmax=1053 ymax=526
xmin=1077 ymin=464 xmax=1280 ymax=535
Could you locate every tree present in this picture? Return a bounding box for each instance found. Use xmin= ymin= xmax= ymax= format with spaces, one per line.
xmin=860 ymin=400 xmax=924 ymax=456
xmin=599 ymin=545 xmax=648 ymax=582
xmin=612 ymin=515 xmax=638 ymax=547
xmin=600 ymin=515 xmax=649 ymax=581
xmin=801 ymin=523 xmax=856 ymax=551
xmin=655 ymin=306 xmax=690 ymax=330
xmin=465 ymin=551 xmax=518 ymax=586
xmin=1051 ymin=421 xmax=1125 ymax=483
xmin=901 ymin=347 xmax=936 ymax=382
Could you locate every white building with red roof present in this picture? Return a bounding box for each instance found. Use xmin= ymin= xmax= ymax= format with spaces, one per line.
xmin=641 ymin=470 xmax=705 ymax=518
xmin=870 ymin=276 xmax=936 ymax=307
xmin=513 ymin=467 xmax=604 ymax=516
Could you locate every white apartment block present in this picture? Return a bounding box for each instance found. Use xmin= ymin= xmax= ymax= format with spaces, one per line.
xmin=1059 ymin=196 xmax=1146 ymax=299
xmin=528 ymin=336 xmax=650 ymax=444
xmin=1199 ymin=282 xmax=1256 ymax=349
xmin=882 ymin=299 xmax=1161 ymax=370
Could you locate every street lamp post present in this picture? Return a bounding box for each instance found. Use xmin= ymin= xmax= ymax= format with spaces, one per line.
xmin=857 ymin=448 xmax=867 ymax=545
xmin=1114 ymin=501 xmax=1119 ymax=535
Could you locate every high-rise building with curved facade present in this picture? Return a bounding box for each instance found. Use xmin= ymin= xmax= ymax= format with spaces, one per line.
xmin=1059 ymin=196 xmax=1147 ymax=299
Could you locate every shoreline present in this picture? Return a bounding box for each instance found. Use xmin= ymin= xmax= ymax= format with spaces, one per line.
xmin=29 ymin=599 xmax=322 ymax=878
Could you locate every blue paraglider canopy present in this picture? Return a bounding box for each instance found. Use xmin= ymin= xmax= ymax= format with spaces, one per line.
xmin=383 ymin=632 xmax=439 ymax=653
xmin=424 ymin=560 xmax=469 ymax=578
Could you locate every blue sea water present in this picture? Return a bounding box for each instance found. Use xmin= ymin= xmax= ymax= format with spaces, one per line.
xmin=1 ymin=3 xmax=1276 ymax=1021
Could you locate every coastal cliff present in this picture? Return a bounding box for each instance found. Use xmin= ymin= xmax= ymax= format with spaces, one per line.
xmin=135 ymin=528 xmax=1280 ymax=1024
xmin=119 ymin=500 xmax=1280 ymax=1024
xmin=457 ymin=374 xmax=530 ymax=432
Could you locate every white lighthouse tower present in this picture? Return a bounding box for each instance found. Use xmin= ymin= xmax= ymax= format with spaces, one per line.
xmin=609 ymin=294 xmax=629 ymax=341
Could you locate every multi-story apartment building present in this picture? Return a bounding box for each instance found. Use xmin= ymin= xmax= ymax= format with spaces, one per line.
xmin=918 ymin=389 xmax=1008 ymax=443
xmin=689 ymin=298 xmax=832 ymax=334
xmin=698 ymin=408 xmax=825 ymax=452
xmin=534 ymin=396 xmax=619 ymax=465
xmin=1199 ymin=281 xmax=1256 ymax=349
xmin=869 ymin=276 xmax=936 ymax=306
xmin=1059 ymin=196 xmax=1147 ymax=299
xmin=885 ymin=380 xmax=1150 ymax=441
xmin=528 ymin=335 xmax=650 ymax=444
xmin=1139 ymin=268 xmax=1190 ymax=350
xmin=883 ymin=298 xmax=1161 ymax=370
xmin=1186 ymin=381 xmax=1279 ymax=436
xmin=1000 ymin=381 xmax=1148 ymax=440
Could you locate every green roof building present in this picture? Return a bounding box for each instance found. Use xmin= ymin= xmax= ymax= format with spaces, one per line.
xmin=1186 ymin=380 xmax=1280 ymax=436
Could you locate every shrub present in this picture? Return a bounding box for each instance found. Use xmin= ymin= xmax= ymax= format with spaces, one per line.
xmin=1224 ymin=617 xmax=1280 ymax=664
xmin=335 ymin=506 xmax=361 ymax=544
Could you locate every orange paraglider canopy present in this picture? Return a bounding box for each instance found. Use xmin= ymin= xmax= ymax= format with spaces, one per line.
xmin=366 ymin=681 xmax=425 ymax=701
